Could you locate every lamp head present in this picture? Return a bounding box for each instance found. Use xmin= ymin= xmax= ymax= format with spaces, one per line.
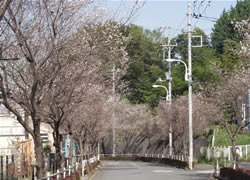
xmin=165 ymin=59 xmax=175 ymax=63
xmin=152 ymin=85 xmax=160 ymax=88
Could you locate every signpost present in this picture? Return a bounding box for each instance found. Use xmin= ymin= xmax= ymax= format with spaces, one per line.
xmin=65 ymin=134 xmax=70 ymax=158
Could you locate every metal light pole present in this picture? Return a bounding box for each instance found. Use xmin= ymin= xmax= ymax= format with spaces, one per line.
xmin=161 ymin=37 xmax=177 ymax=158
xmin=152 ymin=85 xmax=169 ymax=102
xmin=166 ymin=59 xmax=188 ymax=81
xmin=166 ymin=38 xmax=173 ymax=158
xmin=152 ymin=84 xmax=172 ymax=157
xmin=167 ymin=61 xmax=173 ymax=158
xmin=165 ymin=58 xmax=188 ymax=161
xmin=188 ymin=3 xmax=193 ymax=170
xmin=112 ymin=64 xmax=116 ymax=157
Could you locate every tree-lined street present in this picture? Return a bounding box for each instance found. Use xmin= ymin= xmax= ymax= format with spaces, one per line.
xmin=0 ymin=0 xmax=249 ymax=179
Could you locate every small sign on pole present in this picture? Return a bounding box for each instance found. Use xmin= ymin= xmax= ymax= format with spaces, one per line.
xmin=65 ymin=134 xmax=70 ymax=158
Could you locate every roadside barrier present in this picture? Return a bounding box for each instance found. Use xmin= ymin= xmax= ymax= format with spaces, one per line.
xmin=100 ymin=153 xmax=187 ymax=162
xmin=36 ymin=156 xmax=98 ymax=180
xmin=100 ymin=153 xmax=188 ymax=169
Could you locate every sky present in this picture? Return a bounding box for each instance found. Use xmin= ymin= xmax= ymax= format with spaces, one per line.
xmin=102 ymin=0 xmax=238 ymax=37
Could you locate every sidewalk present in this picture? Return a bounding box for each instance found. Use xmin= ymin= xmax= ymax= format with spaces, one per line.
xmin=193 ymin=163 xmax=216 ymax=180
xmin=193 ymin=163 xmax=215 ymax=171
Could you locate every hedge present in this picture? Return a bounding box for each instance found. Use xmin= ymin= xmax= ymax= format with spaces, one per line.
xmin=220 ymin=167 xmax=250 ymax=180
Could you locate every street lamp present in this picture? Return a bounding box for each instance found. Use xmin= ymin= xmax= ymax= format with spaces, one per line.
xmin=165 ymin=58 xmax=190 ymax=164
xmin=152 ymin=84 xmax=173 ymax=158
xmin=152 ymin=84 xmax=170 ymax=102
xmin=165 ymin=59 xmax=188 ymax=81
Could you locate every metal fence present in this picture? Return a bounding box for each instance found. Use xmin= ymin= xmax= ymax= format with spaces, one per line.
xmin=37 ymin=156 xmax=98 ymax=180
xmin=0 ymin=153 xmax=99 ymax=180
xmin=100 ymin=153 xmax=187 ymax=162
xmin=206 ymin=145 xmax=250 ymax=161
xmin=0 ymin=155 xmax=16 ymax=180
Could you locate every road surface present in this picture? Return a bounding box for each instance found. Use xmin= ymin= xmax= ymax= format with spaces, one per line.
xmin=91 ymin=161 xmax=215 ymax=180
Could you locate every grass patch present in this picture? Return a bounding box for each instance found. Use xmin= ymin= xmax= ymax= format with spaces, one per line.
xmin=214 ymin=126 xmax=250 ymax=146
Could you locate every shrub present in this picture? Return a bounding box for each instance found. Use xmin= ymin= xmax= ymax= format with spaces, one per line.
xmin=220 ymin=167 xmax=250 ymax=180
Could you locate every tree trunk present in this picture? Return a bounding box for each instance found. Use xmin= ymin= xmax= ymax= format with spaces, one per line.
xmin=53 ymin=124 xmax=61 ymax=169
xmin=231 ymin=136 xmax=239 ymax=168
xmin=79 ymin=140 xmax=84 ymax=158
xmin=33 ymin=123 xmax=45 ymax=178
xmin=147 ymin=137 xmax=151 ymax=149
xmin=183 ymin=135 xmax=187 ymax=160
xmin=101 ymin=138 xmax=106 ymax=154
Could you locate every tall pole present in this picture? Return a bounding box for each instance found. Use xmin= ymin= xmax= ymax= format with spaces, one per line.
xmin=112 ymin=64 xmax=116 ymax=157
xmin=97 ymin=142 xmax=100 ymax=160
xmin=188 ymin=3 xmax=193 ymax=170
xmin=167 ymin=38 xmax=173 ymax=158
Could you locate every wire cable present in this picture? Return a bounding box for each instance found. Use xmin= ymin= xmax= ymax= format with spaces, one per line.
xmin=169 ymin=16 xmax=188 ymax=39
xmin=193 ymin=0 xmax=213 ymax=30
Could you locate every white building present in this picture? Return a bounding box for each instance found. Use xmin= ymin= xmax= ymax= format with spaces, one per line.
xmin=0 ymin=104 xmax=54 ymax=155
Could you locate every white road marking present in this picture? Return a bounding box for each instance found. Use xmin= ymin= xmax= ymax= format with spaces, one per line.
xmin=195 ymin=170 xmax=214 ymax=174
xmin=130 ymin=162 xmax=137 ymax=167
xmin=107 ymin=162 xmax=120 ymax=165
xmin=153 ymin=170 xmax=173 ymax=173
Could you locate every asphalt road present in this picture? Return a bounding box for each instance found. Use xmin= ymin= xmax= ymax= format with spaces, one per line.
xmin=90 ymin=161 xmax=215 ymax=180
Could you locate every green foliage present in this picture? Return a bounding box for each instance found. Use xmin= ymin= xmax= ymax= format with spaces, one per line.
xmin=122 ymin=24 xmax=167 ymax=107
xmin=210 ymin=0 xmax=250 ymax=74
xmin=214 ymin=128 xmax=232 ymax=146
xmin=211 ymin=0 xmax=250 ymax=54
xmin=171 ymin=28 xmax=220 ymax=95
xmin=122 ymin=1 xmax=249 ymax=108
xmin=43 ymin=142 xmax=52 ymax=157
xmin=214 ymin=127 xmax=250 ymax=146
xmin=236 ymin=134 xmax=250 ymax=145
xmin=122 ymin=25 xmax=222 ymax=106
xmin=220 ymin=40 xmax=245 ymax=73
xmin=197 ymin=147 xmax=216 ymax=164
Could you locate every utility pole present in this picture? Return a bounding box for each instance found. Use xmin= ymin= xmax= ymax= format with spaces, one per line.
xmin=166 ymin=38 xmax=174 ymax=158
xmin=167 ymin=38 xmax=172 ymax=105
xmin=162 ymin=37 xmax=176 ymax=158
xmin=187 ymin=2 xmax=193 ymax=170
xmin=168 ymin=49 xmax=173 ymax=159
xmin=112 ymin=64 xmax=116 ymax=157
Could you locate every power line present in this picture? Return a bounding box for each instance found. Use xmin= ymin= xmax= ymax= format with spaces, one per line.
xmin=193 ymin=0 xmax=213 ymax=29
xmin=192 ymin=0 xmax=198 ymax=15
xmin=169 ymin=16 xmax=188 ymax=39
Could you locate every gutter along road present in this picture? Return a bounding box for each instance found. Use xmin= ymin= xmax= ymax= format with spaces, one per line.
xmin=91 ymin=161 xmax=215 ymax=180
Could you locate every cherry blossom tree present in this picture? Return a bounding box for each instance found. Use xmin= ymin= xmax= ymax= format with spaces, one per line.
xmin=0 ymin=0 xmax=140 ymax=177
xmin=205 ymin=71 xmax=250 ymax=163
xmin=157 ymin=95 xmax=217 ymax=158
xmin=113 ymin=99 xmax=157 ymax=154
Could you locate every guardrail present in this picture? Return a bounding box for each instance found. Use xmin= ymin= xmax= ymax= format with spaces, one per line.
xmin=100 ymin=153 xmax=188 ymax=169
xmin=100 ymin=153 xmax=187 ymax=161
xmin=39 ymin=165 xmax=77 ymax=180
xmin=36 ymin=156 xmax=98 ymax=180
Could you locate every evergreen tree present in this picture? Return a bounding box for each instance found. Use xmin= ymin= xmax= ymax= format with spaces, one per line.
xmin=171 ymin=28 xmax=220 ymax=95
xmin=211 ymin=0 xmax=250 ymax=54
xmin=122 ymin=26 xmax=220 ymax=106
xmin=122 ymin=25 xmax=167 ymax=107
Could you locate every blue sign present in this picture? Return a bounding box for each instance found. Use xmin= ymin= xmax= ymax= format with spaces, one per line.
xmin=65 ymin=134 xmax=70 ymax=158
